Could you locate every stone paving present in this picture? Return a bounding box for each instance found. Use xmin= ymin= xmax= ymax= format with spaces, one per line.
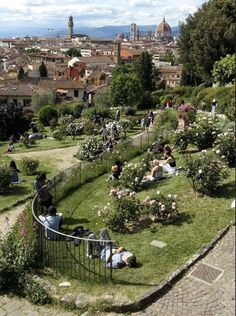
xmin=132 ymin=225 xmax=235 ymax=316
xmin=0 ymin=226 xmax=234 ymax=315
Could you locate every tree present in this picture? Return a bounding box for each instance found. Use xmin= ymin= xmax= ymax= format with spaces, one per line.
xmin=31 ymin=90 xmax=56 ymax=111
xmin=39 ymin=61 xmax=48 ymax=78
xmin=109 ymin=73 xmax=142 ymax=108
xmin=179 ymin=0 xmax=235 ymax=84
xmin=134 ymin=51 xmax=156 ymax=92
xmin=212 ymin=54 xmax=236 ymax=85
xmin=17 ymin=66 xmax=25 ymax=81
xmin=65 ymin=48 xmax=82 ymax=57
xmin=0 ymin=103 xmax=31 ymax=140
xmin=38 ymin=105 xmax=58 ymax=126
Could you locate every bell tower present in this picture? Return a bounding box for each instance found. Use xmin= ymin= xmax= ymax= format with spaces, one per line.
xmin=68 ymin=16 xmax=74 ymax=39
xmin=113 ymin=41 xmax=121 ymax=64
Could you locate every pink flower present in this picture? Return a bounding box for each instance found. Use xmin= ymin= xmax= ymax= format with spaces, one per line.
xmin=129 ymin=191 xmax=136 ymax=198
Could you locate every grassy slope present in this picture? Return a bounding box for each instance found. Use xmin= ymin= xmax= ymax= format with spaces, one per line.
xmin=54 ymin=152 xmax=235 ymax=300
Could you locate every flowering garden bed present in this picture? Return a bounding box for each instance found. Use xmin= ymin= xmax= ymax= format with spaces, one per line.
xmin=54 ymin=149 xmax=235 ymax=301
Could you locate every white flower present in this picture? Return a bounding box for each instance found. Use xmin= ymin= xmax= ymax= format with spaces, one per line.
xmin=98 ymin=211 xmax=101 ymax=217
xmin=198 ymin=169 xmax=203 ymax=174
xmin=201 ymin=150 xmax=207 ymax=153
xmin=212 ymin=131 xmax=216 ymax=135
xmin=156 ymin=191 xmax=160 ymax=195
xmin=134 ymin=177 xmax=139 ymax=183
xmin=173 ymin=195 xmax=177 ymax=199
xmin=216 ymin=149 xmax=221 ymax=154
xmin=172 ymin=202 xmax=176 ymax=210
xmin=149 ymin=200 xmax=156 ymax=206
xmin=160 ymin=204 xmax=166 ymax=211
xmin=167 ymin=194 xmax=172 ymax=198
xmin=221 ymin=155 xmax=225 ymax=159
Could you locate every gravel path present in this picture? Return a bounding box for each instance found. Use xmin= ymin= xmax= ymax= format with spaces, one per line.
xmin=8 ymin=145 xmax=79 ymax=171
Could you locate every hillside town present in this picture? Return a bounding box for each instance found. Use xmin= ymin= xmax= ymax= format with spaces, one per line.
xmin=0 ymin=16 xmax=182 ymax=106
xmin=0 ymin=0 xmax=235 ymax=315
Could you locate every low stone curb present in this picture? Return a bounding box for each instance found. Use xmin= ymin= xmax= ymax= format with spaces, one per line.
xmin=105 ymin=220 xmax=235 ymax=313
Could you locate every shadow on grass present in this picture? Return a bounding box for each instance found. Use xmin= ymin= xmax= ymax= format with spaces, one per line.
xmin=2 ymin=185 xmax=32 ymax=196
xmin=213 ymin=181 xmax=235 ymax=199
xmin=141 ymin=178 xmax=169 ymax=191
xmin=162 ymin=212 xmax=194 ymax=227
xmin=63 ymin=217 xmax=90 ymax=226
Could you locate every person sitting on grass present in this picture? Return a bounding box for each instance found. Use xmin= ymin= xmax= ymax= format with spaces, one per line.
xmin=143 ymin=159 xmax=164 ymax=181
xmin=109 ymin=160 xmax=122 ymax=180
xmin=160 ymin=151 xmax=176 ymax=174
xmin=39 ymin=205 xmax=63 ymax=240
xmin=9 ymin=160 xmax=22 ymax=183
xmin=87 ymin=228 xmax=137 ymax=268
xmin=161 ymin=145 xmax=174 ymax=159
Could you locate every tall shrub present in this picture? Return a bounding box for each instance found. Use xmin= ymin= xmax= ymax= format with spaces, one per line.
xmin=38 ymin=106 xmax=58 ymax=126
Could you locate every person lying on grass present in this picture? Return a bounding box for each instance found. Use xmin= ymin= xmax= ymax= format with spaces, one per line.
xmin=87 ymin=228 xmax=137 ymax=268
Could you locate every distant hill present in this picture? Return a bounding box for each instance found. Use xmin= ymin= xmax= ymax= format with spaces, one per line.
xmin=0 ymin=25 xmax=179 ymax=39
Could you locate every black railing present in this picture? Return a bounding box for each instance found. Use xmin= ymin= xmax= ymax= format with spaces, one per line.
xmin=32 ymin=132 xmax=155 ymax=282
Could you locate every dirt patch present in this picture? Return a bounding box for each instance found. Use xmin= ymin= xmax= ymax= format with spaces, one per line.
xmin=8 ymin=145 xmax=79 ymax=171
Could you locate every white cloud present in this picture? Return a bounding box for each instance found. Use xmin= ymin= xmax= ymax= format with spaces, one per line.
xmin=0 ymin=0 xmax=207 ymax=30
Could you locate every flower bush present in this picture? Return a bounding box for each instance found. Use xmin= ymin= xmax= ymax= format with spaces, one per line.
xmin=185 ymin=151 xmax=229 ymax=196
xmin=20 ymin=157 xmax=39 ymax=176
xmin=173 ymin=128 xmax=190 ymax=152
xmin=99 ymin=189 xmax=178 ymax=232
xmin=173 ymin=115 xmax=220 ymax=152
xmin=66 ymin=122 xmax=83 ymax=139
xmin=0 ymin=208 xmax=50 ymax=304
xmin=119 ymin=159 xmax=149 ymax=190
xmin=76 ymin=135 xmax=104 ymax=160
xmin=190 ymin=116 xmax=219 ymax=150
xmin=0 ymin=165 xmax=11 ymax=192
xmin=213 ymin=130 xmax=235 ymax=167
xmin=141 ymin=191 xmax=178 ymax=222
xmin=178 ymin=103 xmax=196 ymax=123
xmin=99 ymin=189 xmax=140 ymax=231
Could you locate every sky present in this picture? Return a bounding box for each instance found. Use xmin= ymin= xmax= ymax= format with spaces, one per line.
xmin=0 ymin=0 xmax=207 ymax=30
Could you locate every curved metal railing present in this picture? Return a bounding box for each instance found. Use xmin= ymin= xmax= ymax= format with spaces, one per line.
xmin=31 ymin=132 xmax=155 ymax=282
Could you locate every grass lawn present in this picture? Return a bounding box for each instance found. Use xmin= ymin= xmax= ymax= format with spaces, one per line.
xmin=0 ymin=134 xmax=80 ymax=154
xmin=51 ymin=151 xmax=235 ymax=301
xmin=0 ymin=154 xmax=58 ymax=212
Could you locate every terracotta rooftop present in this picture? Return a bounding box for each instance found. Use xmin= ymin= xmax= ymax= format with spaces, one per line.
xmin=38 ymin=79 xmax=85 ymax=90
xmin=0 ymin=83 xmax=39 ymax=96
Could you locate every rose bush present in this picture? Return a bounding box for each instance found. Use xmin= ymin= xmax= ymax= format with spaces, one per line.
xmin=76 ymin=135 xmax=104 ymax=160
xmin=98 ymin=189 xmax=179 ymax=232
xmin=190 ymin=116 xmax=219 ymax=150
xmin=185 ymin=151 xmax=229 ymax=196
xmin=119 ymin=159 xmax=149 ymax=190
xmin=141 ymin=191 xmax=178 ymax=222
xmin=213 ymin=130 xmax=235 ymax=167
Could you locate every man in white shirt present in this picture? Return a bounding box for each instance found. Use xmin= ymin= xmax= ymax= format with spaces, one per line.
xmin=39 ymin=206 xmax=62 ymax=240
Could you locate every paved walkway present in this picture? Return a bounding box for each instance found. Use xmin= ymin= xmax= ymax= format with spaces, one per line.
xmin=132 ymin=225 xmax=235 ymax=316
xmin=0 ymin=226 xmax=234 ymax=315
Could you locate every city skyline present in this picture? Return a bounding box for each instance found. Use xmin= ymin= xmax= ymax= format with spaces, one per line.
xmin=0 ymin=0 xmax=206 ymax=30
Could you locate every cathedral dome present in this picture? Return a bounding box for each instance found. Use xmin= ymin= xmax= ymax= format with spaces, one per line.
xmin=116 ymin=32 xmax=125 ymax=40
xmin=155 ymin=17 xmax=172 ymax=38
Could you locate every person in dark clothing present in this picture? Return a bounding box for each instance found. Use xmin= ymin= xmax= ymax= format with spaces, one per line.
xmin=34 ymin=173 xmax=53 ymax=209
